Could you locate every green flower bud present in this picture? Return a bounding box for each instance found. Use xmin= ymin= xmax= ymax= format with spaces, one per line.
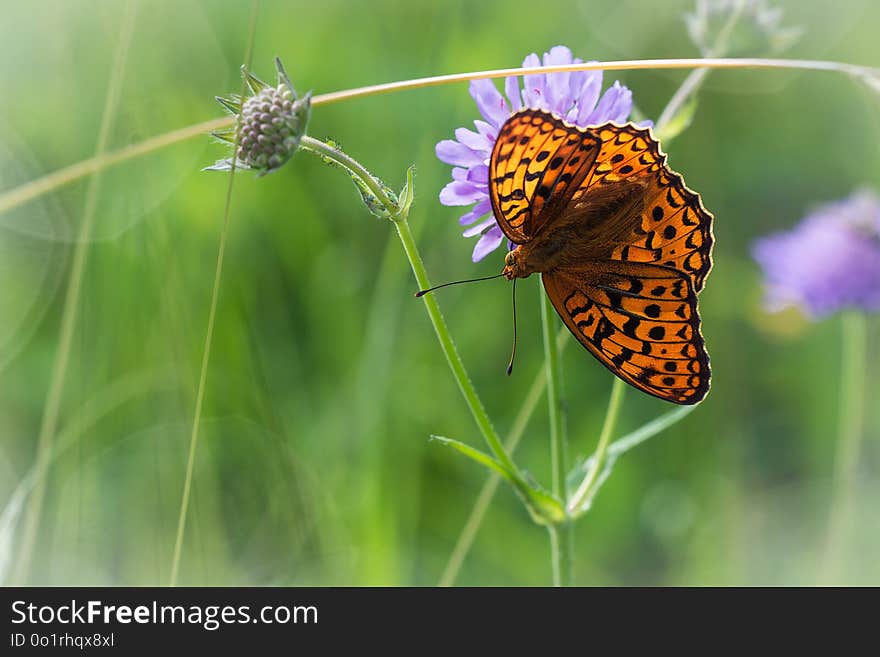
xmin=205 ymin=58 xmax=311 ymax=176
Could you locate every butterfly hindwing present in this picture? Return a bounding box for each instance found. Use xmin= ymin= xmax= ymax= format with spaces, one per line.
xmin=489 ymin=109 xmax=601 ymax=243
xmin=542 ymin=261 xmax=710 ymax=404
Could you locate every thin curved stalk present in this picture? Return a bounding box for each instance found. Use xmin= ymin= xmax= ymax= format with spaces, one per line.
xmin=12 ymin=0 xmax=137 ymax=584
xmin=1 ymin=57 xmax=876 ymax=219
xmin=821 ymin=312 xmax=868 ymax=583
xmin=568 ymin=378 xmax=626 ymax=514
xmin=540 ymin=284 xmax=571 ymax=586
xmin=168 ymin=0 xmax=260 ymax=587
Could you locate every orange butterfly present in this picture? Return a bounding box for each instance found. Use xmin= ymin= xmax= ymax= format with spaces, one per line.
xmin=491 ymin=108 xmax=713 ymax=404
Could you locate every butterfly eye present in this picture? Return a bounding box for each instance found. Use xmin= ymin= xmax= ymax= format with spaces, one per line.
xmin=504 ymin=251 xmax=515 ymax=267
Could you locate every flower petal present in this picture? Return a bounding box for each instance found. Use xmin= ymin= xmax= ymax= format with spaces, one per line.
xmin=571 ymin=64 xmax=604 ymax=125
xmin=584 ymin=82 xmax=633 ymax=125
xmin=439 ymin=181 xmax=486 ymax=206
xmin=462 ymin=216 xmax=497 ymax=237
xmin=458 ymin=197 xmax=493 ymax=226
xmin=504 ymin=76 xmax=522 ymax=112
xmin=520 ymin=53 xmax=546 ymax=110
xmin=469 ymin=79 xmax=509 ymax=128
xmin=466 ymin=164 xmax=489 ymax=186
xmin=455 ymin=127 xmax=492 ymax=152
xmin=542 ymin=46 xmax=575 ymax=116
xmin=435 ymin=139 xmax=485 ymax=167
xmin=451 ymin=166 xmax=469 ymax=182
xmin=472 ymin=224 xmax=505 ymax=262
xmin=474 ymin=120 xmax=497 ymax=142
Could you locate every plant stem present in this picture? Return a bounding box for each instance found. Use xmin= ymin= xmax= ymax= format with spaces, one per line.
xmin=438 ymin=327 xmax=570 ymax=586
xmin=168 ymin=0 xmax=260 ymax=587
xmin=568 ymin=377 xmax=626 ymax=514
xmin=12 ymin=0 xmax=137 ymax=584
xmin=392 ymin=220 xmax=517 ymax=476
xmin=547 ymin=524 xmax=563 ymax=587
xmin=299 ymin=137 xmax=397 ymax=210
xmin=540 ymin=281 xmax=571 ymax=585
xmin=540 ymin=284 xmax=566 ymax=502
xmin=821 ymin=311 xmax=868 ymax=583
xmin=313 ymin=57 xmax=876 ymax=106
xmin=655 ymin=0 xmax=746 ymax=131
xmin=2 ymin=58 xmax=876 ymax=220
xmin=301 ymin=136 xmax=519 ymax=480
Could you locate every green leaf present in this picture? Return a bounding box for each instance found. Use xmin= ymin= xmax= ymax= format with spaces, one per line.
xmin=566 ymin=404 xmax=696 ymax=517
xmin=655 ymin=95 xmax=698 ymax=143
xmin=518 ymin=482 xmax=566 ymax=526
xmin=215 ymin=95 xmax=242 ymax=115
xmin=210 ymin=126 xmax=237 ymax=144
xmin=430 ymin=435 xmax=565 ymax=525
xmin=241 ymin=65 xmax=268 ymax=94
xmin=398 ymin=166 xmax=416 ymax=218
xmin=430 ymin=435 xmax=514 ymax=480
xmin=275 ymin=57 xmax=298 ymax=99
xmin=350 ymin=175 xmax=397 ymax=219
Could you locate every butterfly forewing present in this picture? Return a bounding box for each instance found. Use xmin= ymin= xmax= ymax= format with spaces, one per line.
xmin=489 ymin=109 xmax=601 ymax=243
xmin=576 ymin=122 xmax=714 ymax=293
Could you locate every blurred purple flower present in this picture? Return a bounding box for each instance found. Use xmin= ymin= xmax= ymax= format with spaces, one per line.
xmin=435 ymin=46 xmax=642 ymax=262
xmin=752 ymin=190 xmax=880 ymax=318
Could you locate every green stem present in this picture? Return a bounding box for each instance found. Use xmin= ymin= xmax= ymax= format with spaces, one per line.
xmin=300 ymin=137 xmax=397 ymax=211
xmin=438 ymin=327 xmax=570 ymax=586
xmin=302 ymin=137 xmax=520 ymax=481
xmin=568 ymin=377 xmax=626 ymax=514
xmin=547 ymin=524 xmax=562 ymax=587
xmin=393 ymin=219 xmax=517 ymax=476
xmin=655 ymin=0 xmax=746 ymax=131
xmin=540 ymin=280 xmax=571 ymax=586
xmin=821 ymin=311 xmax=868 ymax=583
xmin=540 ymin=283 xmax=565 ymax=501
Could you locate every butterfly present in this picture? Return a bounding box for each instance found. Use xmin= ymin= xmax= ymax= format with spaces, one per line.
xmin=490 ymin=108 xmax=714 ymax=404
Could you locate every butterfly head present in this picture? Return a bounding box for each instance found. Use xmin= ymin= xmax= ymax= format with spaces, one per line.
xmin=502 ymin=246 xmax=535 ymax=281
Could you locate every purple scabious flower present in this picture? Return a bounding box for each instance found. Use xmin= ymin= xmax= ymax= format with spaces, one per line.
xmin=436 ymin=46 xmax=641 ymax=262
xmin=752 ymin=190 xmax=880 ymax=318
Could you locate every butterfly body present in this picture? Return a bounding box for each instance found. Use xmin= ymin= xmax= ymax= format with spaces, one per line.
xmin=502 ymin=178 xmax=651 ymax=279
xmin=489 ymin=108 xmax=714 ymax=405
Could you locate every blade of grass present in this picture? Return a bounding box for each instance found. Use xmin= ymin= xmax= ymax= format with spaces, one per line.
xmin=167 ymin=0 xmax=260 ymax=587
xmin=12 ymin=0 xmax=138 ymax=584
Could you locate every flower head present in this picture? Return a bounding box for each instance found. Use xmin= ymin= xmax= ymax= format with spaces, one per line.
xmin=435 ymin=46 xmax=642 ymax=262
xmin=752 ymin=190 xmax=880 ymax=318
xmin=206 ymin=58 xmax=311 ymax=176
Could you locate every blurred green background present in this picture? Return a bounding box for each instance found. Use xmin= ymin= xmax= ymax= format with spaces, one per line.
xmin=1 ymin=0 xmax=878 ymax=586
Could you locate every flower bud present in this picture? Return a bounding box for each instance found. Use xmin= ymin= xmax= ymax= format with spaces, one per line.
xmin=205 ymin=58 xmax=311 ymax=176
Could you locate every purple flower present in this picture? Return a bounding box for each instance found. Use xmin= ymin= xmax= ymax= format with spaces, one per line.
xmin=435 ymin=46 xmax=642 ymax=262
xmin=752 ymin=190 xmax=880 ymax=318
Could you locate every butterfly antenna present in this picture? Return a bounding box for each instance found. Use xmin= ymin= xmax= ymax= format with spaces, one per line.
xmin=507 ymin=278 xmax=518 ymax=376
xmin=415 ymin=273 xmax=504 ymax=297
